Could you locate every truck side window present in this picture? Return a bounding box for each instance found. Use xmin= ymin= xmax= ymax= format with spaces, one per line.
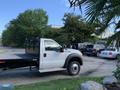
xmin=44 ymin=40 xmax=61 ymax=51
xmin=25 ymin=38 xmax=39 ymax=55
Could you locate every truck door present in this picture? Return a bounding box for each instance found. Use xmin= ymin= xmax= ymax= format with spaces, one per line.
xmin=40 ymin=39 xmax=66 ymax=69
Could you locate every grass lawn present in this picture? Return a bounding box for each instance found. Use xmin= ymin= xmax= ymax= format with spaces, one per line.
xmin=15 ymin=77 xmax=103 ymax=90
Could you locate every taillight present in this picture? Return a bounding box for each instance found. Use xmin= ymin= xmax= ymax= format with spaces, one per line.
xmin=109 ymin=52 xmax=112 ymax=55
xmin=0 ymin=61 xmax=5 ymax=64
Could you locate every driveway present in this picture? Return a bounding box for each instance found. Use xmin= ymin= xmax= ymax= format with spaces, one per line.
xmin=81 ymin=56 xmax=117 ymax=77
xmin=0 ymin=47 xmax=117 ymax=85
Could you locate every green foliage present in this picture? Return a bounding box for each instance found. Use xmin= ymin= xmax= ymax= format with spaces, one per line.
xmin=69 ymin=0 xmax=120 ymax=24
xmin=44 ymin=13 xmax=96 ymax=45
xmin=15 ymin=77 xmax=102 ymax=90
xmin=2 ymin=9 xmax=48 ymax=47
xmin=68 ymin=0 xmax=120 ymax=39
xmin=44 ymin=27 xmax=68 ymax=45
xmin=114 ymin=55 xmax=120 ymax=81
xmin=69 ymin=0 xmax=120 ymax=80
xmin=2 ymin=29 xmax=11 ymax=46
xmin=107 ymin=31 xmax=120 ymax=45
xmin=2 ymin=10 xmax=97 ymax=47
xmin=63 ymin=13 xmax=95 ymax=44
xmin=114 ymin=66 xmax=120 ymax=81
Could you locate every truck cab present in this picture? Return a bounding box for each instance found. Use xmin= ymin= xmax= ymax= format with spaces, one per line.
xmin=26 ymin=38 xmax=83 ymax=75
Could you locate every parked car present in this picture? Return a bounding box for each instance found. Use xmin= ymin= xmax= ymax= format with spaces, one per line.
xmin=84 ymin=44 xmax=105 ymax=56
xmin=97 ymin=47 xmax=120 ymax=59
xmin=78 ymin=42 xmax=92 ymax=54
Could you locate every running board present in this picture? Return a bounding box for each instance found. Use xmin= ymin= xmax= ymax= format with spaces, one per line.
xmin=39 ymin=68 xmax=66 ymax=73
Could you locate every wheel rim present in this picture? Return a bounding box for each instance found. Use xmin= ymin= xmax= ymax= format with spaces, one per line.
xmin=71 ymin=63 xmax=79 ymax=74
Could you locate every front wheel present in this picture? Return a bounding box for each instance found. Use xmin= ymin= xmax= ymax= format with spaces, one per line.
xmin=67 ymin=61 xmax=80 ymax=75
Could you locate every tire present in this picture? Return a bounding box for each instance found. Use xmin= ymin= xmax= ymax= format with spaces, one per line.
xmin=67 ymin=61 xmax=80 ymax=75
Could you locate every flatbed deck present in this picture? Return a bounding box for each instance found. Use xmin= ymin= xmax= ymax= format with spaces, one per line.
xmin=0 ymin=53 xmax=36 ymax=60
xmin=0 ymin=52 xmax=39 ymax=69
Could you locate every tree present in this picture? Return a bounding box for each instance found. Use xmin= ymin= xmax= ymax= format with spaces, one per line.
xmin=68 ymin=0 xmax=120 ymax=38
xmin=63 ymin=13 xmax=95 ymax=44
xmin=2 ymin=29 xmax=12 ymax=46
xmin=2 ymin=9 xmax=48 ymax=47
xmin=44 ymin=26 xmax=68 ymax=45
xmin=68 ymin=0 xmax=120 ymax=80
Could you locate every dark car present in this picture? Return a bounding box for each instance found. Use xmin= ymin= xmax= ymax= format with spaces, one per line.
xmin=84 ymin=44 xmax=105 ymax=56
xmin=84 ymin=45 xmax=96 ymax=56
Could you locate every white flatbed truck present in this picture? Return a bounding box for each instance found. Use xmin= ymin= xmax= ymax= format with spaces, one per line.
xmin=0 ymin=38 xmax=83 ymax=75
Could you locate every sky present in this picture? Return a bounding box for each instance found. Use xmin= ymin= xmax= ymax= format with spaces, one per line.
xmin=0 ymin=0 xmax=114 ymax=38
xmin=0 ymin=0 xmax=82 ymax=36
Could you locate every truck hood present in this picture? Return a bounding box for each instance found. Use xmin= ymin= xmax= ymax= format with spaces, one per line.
xmin=64 ymin=48 xmax=83 ymax=56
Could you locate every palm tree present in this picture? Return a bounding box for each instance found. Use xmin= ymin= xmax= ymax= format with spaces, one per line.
xmin=68 ymin=0 xmax=120 ymax=43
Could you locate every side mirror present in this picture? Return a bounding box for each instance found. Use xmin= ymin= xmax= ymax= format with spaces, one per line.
xmin=55 ymin=47 xmax=64 ymax=52
xmin=60 ymin=47 xmax=64 ymax=52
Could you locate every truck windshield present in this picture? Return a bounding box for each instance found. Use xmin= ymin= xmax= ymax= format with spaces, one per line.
xmin=25 ymin=38 xmax=40 ymax=55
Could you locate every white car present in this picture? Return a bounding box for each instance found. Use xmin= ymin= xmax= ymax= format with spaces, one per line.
xmin=98 ymin=47 xmax=120 ymax=59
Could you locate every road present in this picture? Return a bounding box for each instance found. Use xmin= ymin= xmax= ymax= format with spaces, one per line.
xmin=0 ymin=47 xmax=117 ymax=85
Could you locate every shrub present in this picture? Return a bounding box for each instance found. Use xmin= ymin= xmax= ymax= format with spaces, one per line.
xmin=114 ymin=54 xmax=120 ymax=81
